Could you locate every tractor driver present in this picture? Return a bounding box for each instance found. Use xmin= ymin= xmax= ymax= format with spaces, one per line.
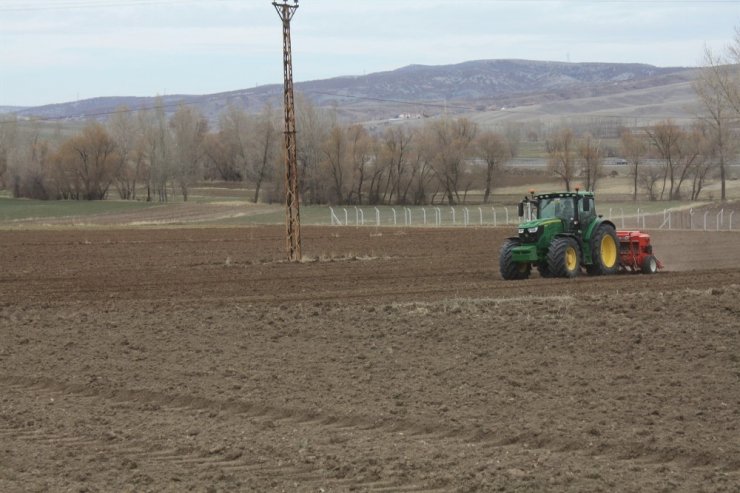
xmin=560 ymin=199 xmax=574 ymax=220
xmin=552 ymin=199 xmax=573 ymax=220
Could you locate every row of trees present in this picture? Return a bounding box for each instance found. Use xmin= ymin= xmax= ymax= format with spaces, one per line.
xmin=0 ymin=102 xmax=516 ymax=205
xmin=1 ymin=28 xmax=738 ymax=204
xmin=0 ymin=104 xmax=212 ymax=202
xmin=1 ymin=105 xmax=736 ymax=205
xmin=546 ymin=118 xmax=736 ymax=202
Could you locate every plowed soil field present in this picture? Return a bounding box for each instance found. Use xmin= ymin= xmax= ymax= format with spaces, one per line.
xmin=1 ymin=226 xmax=739 ymax=492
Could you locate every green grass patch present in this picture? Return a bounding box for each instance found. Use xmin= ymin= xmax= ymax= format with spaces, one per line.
xmin=0 ymin=197 xmax=158 ymax=221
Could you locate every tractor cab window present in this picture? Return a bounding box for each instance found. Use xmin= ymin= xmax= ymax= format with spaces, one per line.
xmin=538 ymin=197 xmax=575 ymax=221
xmin=579 ymin=197 xmax=595 ymax=223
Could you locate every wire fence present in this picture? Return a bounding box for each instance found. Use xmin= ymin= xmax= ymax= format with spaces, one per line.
xmin=328 ymin=206 xmax=736 ymax=231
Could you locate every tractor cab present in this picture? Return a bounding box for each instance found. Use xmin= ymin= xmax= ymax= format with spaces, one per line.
xmin=518 ymin=190 xmax=595 ymax=236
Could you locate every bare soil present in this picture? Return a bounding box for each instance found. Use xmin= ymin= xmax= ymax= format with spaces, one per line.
xmin=1 ymin=226 xmax=739 ymax=492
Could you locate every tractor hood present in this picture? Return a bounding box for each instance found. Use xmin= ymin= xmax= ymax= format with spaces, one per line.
xmin=516 ymin=217 xmax=562 ymax=243
xmin=517 ymin=218 xmax=561 ymax=230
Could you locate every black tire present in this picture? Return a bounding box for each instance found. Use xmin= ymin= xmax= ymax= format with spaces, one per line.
xmin=587 ymin=224 xmax=619 ymax=276
xmin=547 ymin=236 xmax=581 ymax=278
xmin=641 ymin=255 xmax=658 ymax=274
xmin=499 ymin=239 xmax=531 ymax=280
xmin=537 ymin=261 xmax=552 ymax=278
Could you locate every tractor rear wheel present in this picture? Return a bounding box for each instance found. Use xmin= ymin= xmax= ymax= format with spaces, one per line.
xmin=546 ymin=236 xmax=581 ymax=278
xmin=499 ymin=239 xmax=531 ymax=280
xmin=587 ymin=224 xmax=619 ymax=275
xmin=641 ymin=255 xmax=658 ymax=274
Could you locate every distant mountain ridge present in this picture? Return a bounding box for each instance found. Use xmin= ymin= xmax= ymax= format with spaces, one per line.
xmin=9 ymin=59 xmax=696 ymax=124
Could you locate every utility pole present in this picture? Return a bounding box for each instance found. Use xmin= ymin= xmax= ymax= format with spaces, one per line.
xmin=273 ymin=0 xmax=301 ymax=262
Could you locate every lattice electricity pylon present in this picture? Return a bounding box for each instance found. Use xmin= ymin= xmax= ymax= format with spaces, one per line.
xmin=273 ymin=0 xmax=301 ymax=262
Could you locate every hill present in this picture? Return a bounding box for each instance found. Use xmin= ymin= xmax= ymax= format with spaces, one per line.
xmin=9 ymin=59 xmax=697 ymax=125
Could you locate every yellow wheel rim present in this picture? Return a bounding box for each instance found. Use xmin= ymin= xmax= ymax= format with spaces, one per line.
xmin=565 ymin=246 xmax=578 ymax=271
xmin=600 ymin=234 xmax=617 ymax=268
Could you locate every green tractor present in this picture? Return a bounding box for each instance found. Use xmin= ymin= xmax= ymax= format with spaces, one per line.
xmin=499 ymin=189 xmax=619 ymax=280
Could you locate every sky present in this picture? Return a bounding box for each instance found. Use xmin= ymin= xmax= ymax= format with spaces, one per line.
xmin=1 ymin=0 xmax=739 ymax=107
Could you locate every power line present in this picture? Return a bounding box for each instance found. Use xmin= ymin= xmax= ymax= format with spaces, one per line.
xmin=0 ymin=0 xmax=235 ymax=11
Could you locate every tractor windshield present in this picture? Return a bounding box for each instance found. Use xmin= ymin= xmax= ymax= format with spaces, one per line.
xmin=538 ymin=196 xmax=575 ymax=221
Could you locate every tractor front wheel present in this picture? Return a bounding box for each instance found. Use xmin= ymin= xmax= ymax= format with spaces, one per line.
xmin=499 ymin=239 xmax=531 ymax=280
xmin=547 ymin=237 xmax=581 ymax=278
xmin=587 ymin=224 xmax=619 ymax=276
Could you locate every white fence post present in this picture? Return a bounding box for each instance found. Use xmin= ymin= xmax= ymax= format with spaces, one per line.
xmin=330 ymin=207 xmax=342 ymax=225
xmin=435 ymin=207 xmax=441 ymax=226
xmin=450 ymin=207 xmax=456 ymax=225
xmin=716 ymin=209 xmax=724 ymax=231
xmin=343 ymin=208 xmax=349 ymax=226
xmin=391 ymin=208 xmax=397 ymax=226
xmin=375 ymin=207 xmax=380 ymax=227
xmin=658 ymin=209 xmax=671 ymax=230
xmin=689 ymin=208 xmax=694 ymax=230
xmin=359 ymin=208 xmax=365 ymax=226
xmin=505 ymin=207 xmax=510 ymax=225
xmin=463 ymin=208 xmax=470 ymax=226
xmin=478 ymin=207 xmax=483 ymax=225
xmin=354 ymin=206 xmax=359 ymax=225
xmin=492 ymin=207 xmax=497 ymax=227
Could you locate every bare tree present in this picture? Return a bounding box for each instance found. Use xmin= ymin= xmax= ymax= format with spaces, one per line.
xmin=346 ymin=124 xmax=373 ymax=204
xmin=322 ymin=124 xmax=349 ymax=204
xmin=406 ymin=130 xmax=436 ymax=205
xmin=53 ymin=122 xmax=118 ymax=200
xmin=108 ymin=106 xmax=142 ymax=200
xmin=427 ymin=117 xmax=477 ymax=205
xmin=138 ymin=100 xmax=174 ymax=202
xmin=475 ymin=130 xmax=511 ymax=203
xmin=217 ymin=105 xmax=250 ymax=183
xmin=724 ymin=25 xmax=740 ymax=112
xmin=693 ymin=45 xmax=739 ymax=201
xmin=13 ymin=131 xmax=54 ymax=200
xmin=645 ymin=120 xmax=682 ymax=200
xmin=690 ymin=122 xmax=715 ymax=200
xmin=366 ymin=144 xmax=388 ymax=206
xmin=247 ymin=104 xmax=279 ymax=203
xmin=0 ymin=114 xmax=19 ymax=189
xmin=646 ymin=120 xmax=714 ymax=201
xmin=379 ymin=126 xmax=414 ymax=205
xmin=619 ymin=128 xmax=647 ymax=201
xmin=578 ymin=133 xmax=603 ymax=191
xmin=638 ymin=164 xmax=662 ymax=202
xmin=296 ymin=94 xmax=330 ymax=204
xmin=546 ymin=127 xmax=576 ymax=191
xmin=170 ymin=105 xmax=208 ymax=201
xmin=202 ymin=132 xmax=240 ymax=181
